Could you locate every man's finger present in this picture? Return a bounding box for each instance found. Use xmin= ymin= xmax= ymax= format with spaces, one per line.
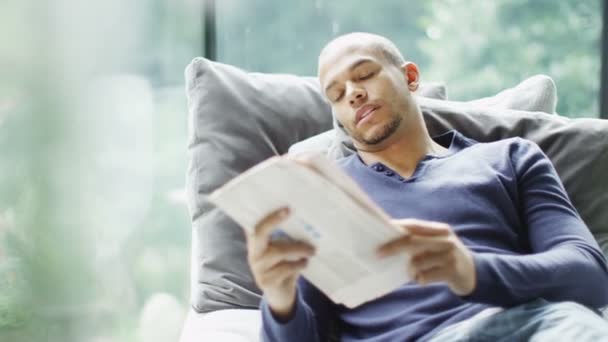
xmin=260 ymin=259 xmax=309 ymax=287
xmin=376 ymin=235 xmax=410 ymax=258
xmin=286 ymin=153 xmax=324 ymax=175
xmin=377 ymin=235 xmax=451 ymax=258
xmin=255 ymin=241 xmax=316 ymax=271
xmin=249 ymin=207 xmax=291 ymax=256
xmin=391 ymin=219 xmax=451 ymax=236
xmin=417 ymin=264 xmax=451 ymax=286
xmin=409 ymin=250 xmax=454 ymax=275
xmin=406 ymin=223 xmax=451 ymax=236
xmin=253 ymin=207 xmax=291 ymax=238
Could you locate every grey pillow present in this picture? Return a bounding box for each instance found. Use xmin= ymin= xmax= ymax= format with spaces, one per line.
xmin=465 ymin=74 xmax=557 ymax=114
xmin=416 ymin=81 xmax=449 ymax=100
xmin=185 ymin=58 xmax=332 ymax=313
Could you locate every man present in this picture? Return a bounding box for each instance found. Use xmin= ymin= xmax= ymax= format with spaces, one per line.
xmin=245 ymin=32 xmax=608 ymax=341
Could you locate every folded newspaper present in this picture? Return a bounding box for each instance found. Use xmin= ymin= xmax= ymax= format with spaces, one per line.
xmin=208 ymin=153 xmax=411 ymax=308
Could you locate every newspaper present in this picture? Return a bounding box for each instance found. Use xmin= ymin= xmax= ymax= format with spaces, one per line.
xmin=208 ymin=153 xmax=411 ymax=308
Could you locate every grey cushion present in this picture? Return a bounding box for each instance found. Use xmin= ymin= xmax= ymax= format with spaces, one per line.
xmin=465 ymin=74 xmax=557 ymax=114
xmin=185 ymin=58 xmax=333 ymax=313
xmin=185 ymin=58 xmax=607 ymax=314
xmin=416 ymin=81 xmax=449 ymax=101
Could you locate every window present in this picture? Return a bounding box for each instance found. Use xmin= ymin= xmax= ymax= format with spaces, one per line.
xmin=0 ymin=1 xmax=604 ymax=340
xmin=218 ymin=0 xmax=603 ymax=117
xmin=0 ymin=0 xmax=200 ymax=340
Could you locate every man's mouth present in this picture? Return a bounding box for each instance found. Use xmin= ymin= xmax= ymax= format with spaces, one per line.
xmin=355 ymin=104 xmax=380 ymax=126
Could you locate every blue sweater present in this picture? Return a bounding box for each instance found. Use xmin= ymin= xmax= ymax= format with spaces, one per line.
xmin=261 ymin=130 xmax=608 ymax=341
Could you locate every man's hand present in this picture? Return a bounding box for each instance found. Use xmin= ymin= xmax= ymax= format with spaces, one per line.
xmin=377 ymin=219 xmax=476 ymax=296
xmin=246 ymin=206 xmax=316 ymax=320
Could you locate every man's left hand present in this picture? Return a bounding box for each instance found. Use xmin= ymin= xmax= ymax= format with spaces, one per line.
xmin=377 ymin=219 xmax=476 ymax=296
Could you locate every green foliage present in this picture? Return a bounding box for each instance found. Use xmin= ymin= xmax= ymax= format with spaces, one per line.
xmin=218 ymin=0 xmax=602 ymax=117
xmin=420 ymin=0 xmax=601 ymax=117
xmin=0 ymin=255 xmax=30 ymax=329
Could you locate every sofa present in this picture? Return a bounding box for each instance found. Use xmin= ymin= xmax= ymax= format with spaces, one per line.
xmin=180 ymin=57 xmax=608 ymax=341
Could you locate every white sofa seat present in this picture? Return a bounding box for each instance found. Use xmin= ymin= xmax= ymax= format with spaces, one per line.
xmin=179 ymin=308 xmax=262 ymax=342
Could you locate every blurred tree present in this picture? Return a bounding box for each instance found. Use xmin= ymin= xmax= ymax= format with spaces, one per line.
xmin=0 ymin=0 xmax=195 ymax=340
xmin=419 ymin=0 xmax=601 ymax=117
xmin=218 ymin=0 xmax=432 ymax=75
xmin=218 ymin=0 xmax=602 ymax=117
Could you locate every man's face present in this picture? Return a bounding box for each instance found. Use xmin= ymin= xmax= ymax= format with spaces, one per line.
xmin=318 ymin=44 xmax=418 ymax=148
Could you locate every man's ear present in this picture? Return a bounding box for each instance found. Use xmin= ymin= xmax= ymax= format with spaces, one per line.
xmin=400 ymin=62 xmax=420 ymax=92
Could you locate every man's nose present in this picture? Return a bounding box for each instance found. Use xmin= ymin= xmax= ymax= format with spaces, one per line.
xmin=347 ymin=83 xmax=367 ymax=106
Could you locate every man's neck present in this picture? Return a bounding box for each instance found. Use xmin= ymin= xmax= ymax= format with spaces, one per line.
xmin=356 ymin=119 xmax=448 ymax=178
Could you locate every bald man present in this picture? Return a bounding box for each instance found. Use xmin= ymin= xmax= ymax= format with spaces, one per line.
xmin=244 ymin=33 xmax=608 ymax=341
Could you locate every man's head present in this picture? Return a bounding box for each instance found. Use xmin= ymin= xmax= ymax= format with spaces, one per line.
xmin=318 ymin=32 xmax=420 ymax=150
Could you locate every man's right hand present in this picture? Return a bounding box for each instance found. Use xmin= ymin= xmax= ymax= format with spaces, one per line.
xmin=246 ymin=206 xmax=316 ymax=321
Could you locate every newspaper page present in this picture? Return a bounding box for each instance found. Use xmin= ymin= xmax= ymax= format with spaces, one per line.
xmin=209 ymin=155 xmax=411 ymax=308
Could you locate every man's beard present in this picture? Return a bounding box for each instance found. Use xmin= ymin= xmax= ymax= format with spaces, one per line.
xmin=355 ymin=114 xmax=402 ymax=145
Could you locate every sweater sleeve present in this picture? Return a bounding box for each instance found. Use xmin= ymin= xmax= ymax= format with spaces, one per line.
xmin=464 ymin=139 xmax=608 ymax=308
xmin=260 ymin=277 xmax=335 ymax=342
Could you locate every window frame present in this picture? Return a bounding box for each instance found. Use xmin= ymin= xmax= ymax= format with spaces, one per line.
xmin=601 ymin=0 xmax=607 ymax=119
